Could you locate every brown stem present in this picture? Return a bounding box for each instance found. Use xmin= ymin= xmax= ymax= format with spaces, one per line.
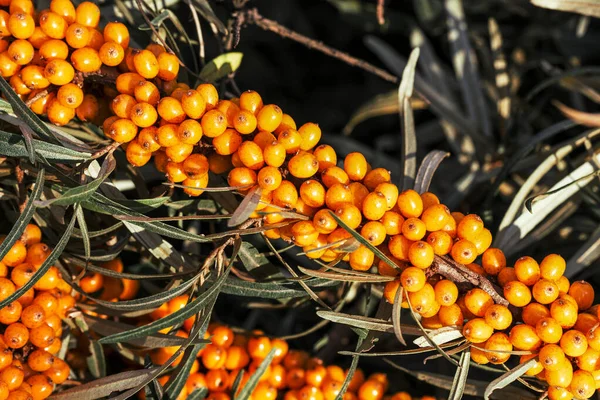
xmin=429 ymin=255 xmax=509 ymax=307
xmin=377 ymin=0 xmax=385 ymax=25
xmin=91 ymin=142 xmax=120 ymax=160
xmin=25 ymin=89 xmax=51 ymax=107
xmin=243 ymin=8 xmax=398 ymax=84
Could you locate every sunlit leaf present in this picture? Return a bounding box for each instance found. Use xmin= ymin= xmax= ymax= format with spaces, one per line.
xmin=200 ymin=53 xmax=243 ymax=82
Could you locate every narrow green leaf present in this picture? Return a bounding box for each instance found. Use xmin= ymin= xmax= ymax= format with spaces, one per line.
xmin=227 ymin=186 xmax=262 ymax=227
xmin=334 ymin=337 xmax=363 ymax=400
xmin=75 ymin=205 xmax=91 ymax=264
xmin=317 ymin=311 xmax=422 ymax=336
xmin=484 ymin=358 xmax=537 ymax=400
xmin=221 ymin=276 xmax=337 ymax=299
xmin=414 ymin=151 xmax=450 ymax=194
xmin=392 ymin=285 xmax=406 ymax=346
xmin=187 ymin=388 xmax=208 ymax=400
xmin=87 ymin=340 xmax=106 ymax=379
xmin=234 ymin=348 xmax=276 ymax=400
xmin=0 ymin=130 xmax=91 ymax=162
xmin=37 ymin=155 xmax=116 ymax=207
xmin=237 ymin=241 xmax=283 ymax=280
xmin=298 ymin=266 xmax=395 ymax=283
xmin=0 ymin=169 xmax=44 ymax=260
xmin=448 ymin=349 xmax=470 ymax=400
xmin=98 ymin=268 xmax=231 ymax=344
xmin=199 ymin=52 xmax=243 ymax=82
xmin=0 ymin=210 xmax=77 ymax=310
xmin=398 ymin=47 xmax=420 ymax=190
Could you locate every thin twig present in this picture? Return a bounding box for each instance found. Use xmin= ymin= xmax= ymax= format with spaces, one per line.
xmin=377 ymin=0 xmax=385 ymax=25
xmin=243 ymin=8 xmax=398 ymax=84
xmin=25 ymin=89 xmax=51 ymax=107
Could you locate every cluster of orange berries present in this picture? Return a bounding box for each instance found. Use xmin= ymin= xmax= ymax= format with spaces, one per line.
xmin=75 ymin=258 xmax=139 ymax=304
xmin=1 ymin=0 xmax=179 ymax=127
xmin=144 ymin=303 xmax=436 ymax=400
xmin=0 ymin=224 xmax=75 ymax=400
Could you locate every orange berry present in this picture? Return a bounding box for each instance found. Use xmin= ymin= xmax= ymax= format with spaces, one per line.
xmin=157 ymin=52 xmax=179 ymax=81
xmin=514 ymin=256 xmax=540 ymax=286
xmin=509 ymin=324 xmax=542 ymax=351
xmin=4 ymin=323 xmax=28 ymax=349
xmin=313 ymin=209 xmax=338 ymax=235
xmin=551 ymin=297 xmax=579 ymax=329
xmin=362 ymin=192 xmax=387 ymax=221
xmin=481 ymin=248 xmax=506 ymax=276
xmin=560 ymin=329 xmax=588 ymax=357
xmin=576 ymin=347 xmax=600 ymax=372
xmin=126 ymin=141 xmax=151 ymax=167
xmin=103 ymin=21 xmax=129 ymax=48
xmin=434 ymin=280 xmax=458 ymax=306
xmin=297 ymin=122 xmax=321 ymax=150
xmin=239 ymin=90 xmax=263 ymax=115
xmin=116 ymin=72 xmax=145 ymax=95
xmin=547 ymin=386 xmax=573 ymax=400
xmin=75 ymin=1 xmax=100 ymax=27
xmin=462 ymin=318 xmax=493 ymax=343
xmin=349 ymin=245 xmax=375 ymax=271
xmin=65 ymin=23 xmax=90 ymax=49
xmin=400 ymin=267 xmax=426 ymax=292
xmin=539 ymin=343 xmax=566 ymax=371
xmin=313 ymin=144 xmax=337 ymax=171
xmin=8 ymin=12 xmax=35 ymax=39
xmin=532 ymin=279 xmax=560 ymax=305
xmin=1 ymin=241 xmax=26 ymax=267
xmin=201 ymin=109 xmax=228 ymax=138
xmin=484 ymin=332 xmax=513 ymax=364
xmin=401 ymin=218 xmax=426 ymax=241
xmin=464 ymin=288 xmax=494 ymax=317
xmin=360 ymin=221 xmax=386 ymax=246
xmin=484 ymin=304 xmax=513 ymax=330
xmin=277 ymin=129 xmax=302 ymax=154
xmin=420 ymin=204 xmax=450 ymax=231
xmin=180 ymin=89 xmax=206 ymax=119
xmin=388 ymin=235 xmax=412 ymax=261
xmin=288 ymin=152 xmax=319 ymax=178
xmin=70 ymin=47 xmax=102 ymax=73
xmin=99 ymin=40 xmax=124 ymax=66
xmin=396 ymin=190 xmax=423 ymax=219
xmin=232 ymin=110 xmax=257 ymax=134
xmin=380 ymin=211 xmax=404 ymax=236
xmin=557 ymin=276 xmax=570 ymax=294
xmin=457 ymin=214 xmax=484 ymax=242
xmin=568 ymin=281 xmax=595 ymax=311
xmin=536 ymin=317 xmax=563 ymax=343
xmin=130 ymin=102 xmax=158 ymax=128
xmin=497 ymin=267 xmax=517 ymax=287
xmin=570 ymin=369 xmax=595 ymax=399
xmin=450 ymin=239 xmax=477 ymax=265
xmin=132 ymin=49 xmax=159 ymax=79
xmin=540 ymin=254 xmax=566 ymax=281
xmin=504 ymin=280 xmax=532 ymax=307
xmin=407 ymin=241 xmax=434 ymax=269
xmin=257 ymin=104 xmax=283 ymax=132
xmin=157 ymin=96 xmax=186 ymax=124
xmin=21 ymin=304 xmax=45 ymax=329
xmin=438 ymin=303 xmax=464 ymax=326
xmin=106 ymin=118 xmax=137 ymax=143
xmin=407 ymin=283 xmax=435 ymax=314
xmin=343 ymin=152 xmax=368 ymax=181
xmin=56 ymin=83 xmax=83 ymax=109
xmin=7 ymin=39 xmax=33 ymax=65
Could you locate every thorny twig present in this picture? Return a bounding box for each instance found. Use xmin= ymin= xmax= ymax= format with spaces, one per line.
xmin=243 ymin=8 xmax=399 ymax=84
xmin=377 ymin=0 xmax=386 ymax=25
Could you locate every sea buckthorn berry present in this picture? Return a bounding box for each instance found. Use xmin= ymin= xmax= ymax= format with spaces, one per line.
xmin=201 ymin=109 xmax=228 ymax=138
xmin=484 ymin=304 xmax=512 ymax=330
xmin=195 ymin=83 xmax=218 ymax=110
xmin=0 ymin=302 xmax=21 ymax=325
xmin=401 ymin=218 xmax=426 ymax=241
xmin=388 ymin=235 xmax=412 ymax=261
xmin=34 ymin=266 xmax=59 ymax=291
xmin=335 ymin=204 xmax=362 ymax=229
xmin=438 ymin=304 xmax=464 ymax=326
xmin=570 ymin=370 xmax=595 ymax=399
xmin=257 ymin=104 xmax=283 ymax=132
xmin=253 ymin=131 xmax=276 ymax=150
xmin=248 ymin=336 xmax=272 ymax=360
xmin=238 ymin=141 xmax=264 ymax=170
xmin=277 ymin=129 xmax=302 ymax=154
xmin=21 ymin=66 xmax=49 ymax=90
xmin=313 ymin=144 xmax=337 ymax=171
xmin=400 ymin=267 xmax=426 ymax=292
xmin=47 ymin=99 xmax=75 ymax=126
xmin=130 ymin=102 xmax=158 ymax=128
xmin=457 ymin=214 xmax=484 ymax=242
xmin=260 ymin=140 xmax=285 ymax=168
xmin=420 ymin=192 xmax=440 ymax=210
xmin=343 ymin=152 xmax=368 ymax=181
xmin=157 ymin=52 xmax=179 ymax=81
xmin=27 ymin=374 xmax=54 ymax=400
xmin=111 ymin=94 xmax=137 ymax=118
xmin=65 ymin=23 xmax=90 ymax=49
xmin=257 ymin=166 xmax=282 ymax=191
xmin=2 ymin=241 xmax=26 ymax=267
xmin=297 ymin=122 xmax=321 ymax=151
xmin=10 ymin=74 xmax=31 ymax=96
xmin=103 ymin=22 xmax=129 ymax=48
xmin=50 ymin=0 xmax=76 ymax=23
xmin=289 ymin=152 xmax=319 ymax=179
xmin=233 ymin=110 xmax=257 ymax=135
xmin=0 ymin=11 xmax=9 ymax=37
xmin=556 ymin=276 xmax=570 ymax=294
xmin=520 ymin=354 xmax=544 ymax=376
xmin=374 ymin=183 xmax=398 ymax=210
xmin=472 ymin=228 xmax=492 ymax=255
xmin=180 ymin=154 xmax=209 ymax=180
xmin=321 ymin=167 xmax=350 ymax=188
xmin=325 ymin=184 xmax=352 ymax=211
xmin=157 ymin=97 xmax=186 ymax=124
xmin=0 ymin=52 xmax=19 ymax=78
xmin=536 ymin=317 xmax=563 ymax=344
xmin=539 ymin=344 xmax=566 ymax=371
xmin=313 ymin=209 xmax=337 ymax=235
xmin=514 ymin=256 xmax=540 ymax=286
xmin=434 ymin=280 xmax=458 ymax=306
xmin=99 ymin=41 xmax=124 ymax=66
xmin=182 ymin=175 xmax=208 ymax=196
xmin=132 ymin=49 xmax=159 ymax=78
xmin=560 ymin=329 xmax=588 ymax=357
xmin=27 ymin=350 xmax=54 ymax=373
xmin=11 ymin=263 xmax=35 ymax=287
xmin=21 ymin=304 xmax=45 ymax=329
xmin=157 ymin=124 xmax=179 ymax=147
xmin=4 ymin=323 xmax=28 ymax=349
xmin=76 ymin=1 xmax=100 ymax=27
xmin=407 ymin=241 xmax=434 ymax=269
xmin=291 ymin=221 xmax=319 ymax=247
xmin=227 ymin=167 xmax=257 ymax=190
xmin=87 ymin=28 xmax=104 ymax=50
xmin=181 ymin=89 xmax=207 ymax=119
xmin=32 ymin=293 xmax=57 ymax=316
xmin=70 ymin=47 xmax=102 ymax=73
xmin=9 ymin=12 xmax=35 ymax=39
xmin=116 ymin=72 xmax=145 ymax=95
xmin=300 ymin=180 xmax=326 ymax=208
xmin=216 ymin=100 xmax=240 ymax=127
xmin=396 ymin=190 xmax=423 ymax=218
xmin=25 ymin=243 xmax=50 ymax=267
xmin=485 ymin=332 xmax=513 ymax=364
xmin=360 ymin=221 xmax=386 ymax=246
xmin=107 ymin=118 xmax=137 ymax=143
xmin=509 ymin=324 xmax=542 ymax=351
xmin=57 ymin=83 xmax=84 ymax=109
xmin=540 ymin=254 xmax=566 ymax=280
xmin=497 ymin=267 xmax=517 ymax=287
xmin=464 ymin=288 xmax=494 ymax=317
xmin=239 ymin=90 xmax=263 ymax=115
xmin=380 ymin=211 xmax=404 ymax=236
xmin=172 ymin=120 xmax=202 ymax=146
xmin=421 ymin=204 xmax=451 ymax=232
xmin=134 ymin=80 xmax=160 ymax=105
xmin=547 ymin=386 xmax=573 ymax=400
xmin=126 ymin=142 xmax=151 ymax=167
xmin=362 ymin=192 xmax=387 ymax=221
xmin=532 ymin=279 xmax=559 ymax=305
xmin=424 ymin=231 xmax=451 ymax=256
xmin=1 ymin=365 xmax=24 ymax=391
xmin=577 ymin=347 xmax=600 ymax=372
xmin=44 ymin=358 xmax=69 ymax=384
xmin=407 ymin=283 xmax=435 ymax=314
xmin=7 ymin=40 xmax=33 ymax=65
xmin=504 ymin=280 xmax=532 ymax=307
xmin=569 ymin=281 xmax=595 ymax=311
xmin=481 ymin=248 xmax=506 ymax=276
xmin=462 ymin=318 xmax=493 ymax=343
xmin=272 ymin=180 xmax=298 ymax=208
xmin=551 ymin=298 xmax=578 ymax=329
xmin=450 ymin=239 xmax=477 ymax=265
